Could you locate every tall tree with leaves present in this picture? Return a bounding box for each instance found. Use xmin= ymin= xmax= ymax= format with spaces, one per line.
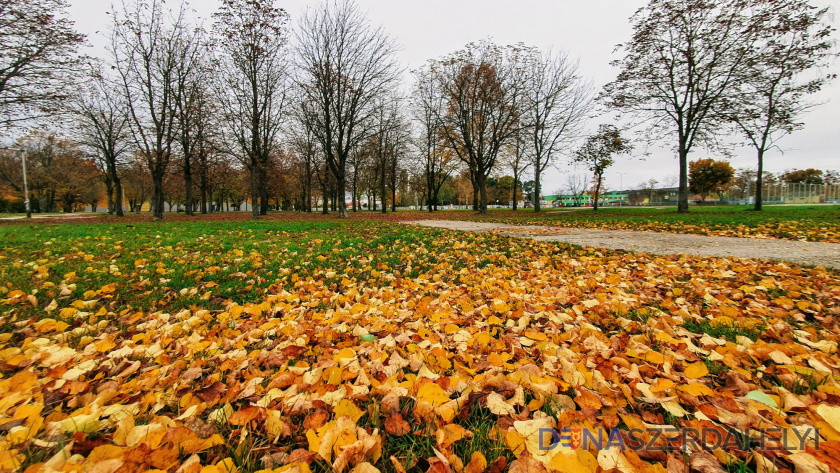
xmin=0 ymin=0 xmax=85 ymax=126
xmin=213 ymin=0 xmax=290 ymax=220
xmin=573 ymin=124 xmax=633 ymax=211
xmin=603 ymin=0 xmax=757 ymax=213
xmin=716 ymin=0 xmax=834 ymax=211
xmin=688 ymin=158 xmax=735 ymax=201
xmin=295 ymin=0 xmax=400 ymax=218
xmin=433 ymin=41 xmax=527 ymax=214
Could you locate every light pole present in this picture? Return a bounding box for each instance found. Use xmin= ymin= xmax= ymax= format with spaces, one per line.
xmin=2 ymin=147 xmax=30 ymax=218
xmin=614 ymin=171 xmax=627 ymax=207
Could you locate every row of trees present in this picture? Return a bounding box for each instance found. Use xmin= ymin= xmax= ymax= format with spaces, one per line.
xmin=1 ymin=0 xmax=833 ymax=218
xmin=603 ymin=0 xmax=834 ymax=212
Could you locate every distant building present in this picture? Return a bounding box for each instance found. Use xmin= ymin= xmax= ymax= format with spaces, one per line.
xmin=539 ymin=191 xmax=630 ymax=207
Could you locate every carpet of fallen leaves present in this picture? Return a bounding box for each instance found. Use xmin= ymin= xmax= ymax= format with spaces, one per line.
xmin=2 ymin=219 xmax=840 ymax=473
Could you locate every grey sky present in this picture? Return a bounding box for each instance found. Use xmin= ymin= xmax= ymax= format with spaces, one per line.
xmin=67 ymin=0 xmax=838 ymax=193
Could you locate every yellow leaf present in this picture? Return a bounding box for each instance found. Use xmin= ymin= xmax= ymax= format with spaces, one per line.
xmin=333 ymin=399 xmax=365 ymax=423
xmin=436 ymin=424 xmax=471 ymax=449
xmin=464 ymin=452 xmax=487 ymax=473
xmin=650 ymin=378 xmax=675 ymax=393
xmin=505 ymin=430 xmax=526 ymax=456
xmin=816 ymin=405 xmax=840 ymax=433
xmin=416 ymin=382 xmax=450 ymax=407
xmin=684 ymin=362 xmax=709 ymax=379
xmin=678 ymin=383 xmax=714 ymax=397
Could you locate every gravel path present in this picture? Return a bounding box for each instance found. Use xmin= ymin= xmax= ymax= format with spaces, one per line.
xmin=408 ymin=220 xmax=840 ymax=269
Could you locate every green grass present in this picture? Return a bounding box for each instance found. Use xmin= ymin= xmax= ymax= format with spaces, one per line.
xmin=681 ymin=319 xmax=763 ymax=342
xmin=484 ymin=204 xmax=839 ymax=225
xmin=0 ymin=218 xmax=530 ymax=330
xmin=473 ymin=205 xmax=840 ymax=242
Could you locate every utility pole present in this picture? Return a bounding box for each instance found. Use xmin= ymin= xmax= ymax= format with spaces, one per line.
xmin=2 ymin=147 xmax=30 ymax=218
xmin=614 ymin=171 xmax=627 ymax=207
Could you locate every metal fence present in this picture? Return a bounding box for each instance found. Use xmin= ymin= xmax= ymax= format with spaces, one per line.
xmin=727 ymin=183 xmax=840 ymax=205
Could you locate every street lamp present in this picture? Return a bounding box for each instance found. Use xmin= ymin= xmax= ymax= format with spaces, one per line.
xmin=1 ymin=147 xmax=30 ymax=218
xmin=614 ymin=171 xmax=627 ymax=207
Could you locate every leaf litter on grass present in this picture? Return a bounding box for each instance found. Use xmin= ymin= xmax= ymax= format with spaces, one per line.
xmin=0 ymin=220 xmax=839 ymax=472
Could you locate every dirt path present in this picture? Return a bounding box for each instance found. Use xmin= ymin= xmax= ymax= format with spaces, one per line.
xmin=409 ymin=220 xmax=840 ymax=269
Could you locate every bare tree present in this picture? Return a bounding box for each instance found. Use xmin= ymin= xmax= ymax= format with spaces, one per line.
xmin=295 ymin=0 xmax=401 ymax=218
xmin=0 ymin=0 xmax=85 ymax=126
xmin=213 ymin=0 xmax=290 ymax=220
xmin=369 ymin=95 xmax=406 ymax=213
xmin=522 ymin=49 xmax=593 ymax=212
xmin=564 ymin=172 xmax=590 ymax=207
xmin=175 ymin=37 xmax=214 ymax=216
xmin=716 ymin=0 xmax=834 ymax=211
xmin=290 ymin=122 xmax=320 ymax=213
xmin=73 ymin=63 xmax=130 ymax=216
xmin=639 ymin=177 xmax=659 ymax=204
xmin=602 ymin=0 xmax=757 ymax=213
xmin=412 ymin=65 xmax=458 ymax=212
xmin=111 ymin=0 xmax=202 ymax=221
xmin=501 ymin=132 xmax=530 ymax=211
xmin=386 ymin=109 xmax=410 ymax=212
xmin=433 ymin=40 xmax=528 ymax=214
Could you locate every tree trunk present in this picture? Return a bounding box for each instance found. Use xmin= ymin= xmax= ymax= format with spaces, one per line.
xmin=105 ymin=181 xmax=114 ymax=215
xmin=677 ymin=141 xmax=689 ymax=213
xmin=184 ymin=159 xmax=193 ymax=216
xmin=352 ymin=177 xmax=358 ymax=212
xmin=534 ymin=168 xmax=542 ymax=212
xmin=200 ymin=172 xmax=208 ymax=214
xmin=250 ymin=161 xmax=260 ymax=220
xmin=114 ymin=177 xmax=124 ymax=217
xmin=512 ymin=173 xmax=518 ymax=211
xmin=336 ymin=171 xmax=347 ymax=218
xmin=594 ymin=173 xmax=602 ymax=211
xmin=477 ymin=173 xmax=488 ymax=214
xmin=754 ymin=150 xmax=764 ymax=211
xmin=380 ymin=158 xmax=387 ymax=214
xmin=259 ymin=165 xmax=268 ymax=215
xmin=152 ymin=173 xmax=164 ymax=221
xmin=321 ymin=177 xmax=329 ymax=214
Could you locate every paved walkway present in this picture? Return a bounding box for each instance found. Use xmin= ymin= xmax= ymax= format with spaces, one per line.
xmin=0 ymin=214 xmax=95 ymax=221
xmin=408 ymin=220 xmax=840 ymax=269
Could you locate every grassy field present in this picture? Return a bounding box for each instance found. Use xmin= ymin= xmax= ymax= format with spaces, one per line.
xmin=479 ymin=205 xmax=840 ymax=243
xmin=1 ymin=217 xmax=840 ymax=472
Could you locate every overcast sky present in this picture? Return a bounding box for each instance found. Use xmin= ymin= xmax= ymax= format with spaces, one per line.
xmin=67 ymin=0 xmax=838 ymax=192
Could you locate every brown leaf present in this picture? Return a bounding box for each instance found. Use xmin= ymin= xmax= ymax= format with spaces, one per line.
xmin=667 ymin=454 xmax=686 ymax=473
xmin=385 ymin=413 xmax=411 ymax=437
xmin=195 ymin=381 xmax=226 ymax=404
xmin=303 ymin=409 xmax=330 ymax=430
xmin=147 ymin=446 xmax=180 ymax=470
xmin=389 ymin=455 xmax=408 ymax=473
xmin=484 ymin=456 xmax=507 ymax=473
xmin=690 ymin=451 xmax=727 ymax=473
xmin=227 ymin=406 xmax=264 ymax=426
xmin=508 ymin=452 xmax=548 ymax=473
xmin=182 ymin=367 xmax=202 ymax=381
xmin=286 ymin=449 xmax=318 ymax=465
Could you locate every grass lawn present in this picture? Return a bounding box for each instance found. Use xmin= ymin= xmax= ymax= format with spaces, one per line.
xmin=1 ymin=217 xmax=839 ymax=472
xmin=473 ymin=205 xmax=840 ymax=242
